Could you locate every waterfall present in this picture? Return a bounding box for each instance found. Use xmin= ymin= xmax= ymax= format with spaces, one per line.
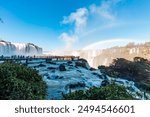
xmin=0 ymin=40 xmax=42 ymax=56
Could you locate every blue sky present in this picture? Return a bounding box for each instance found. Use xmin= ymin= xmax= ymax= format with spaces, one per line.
xmin=0 ymin=0 xmax=150 ymax=51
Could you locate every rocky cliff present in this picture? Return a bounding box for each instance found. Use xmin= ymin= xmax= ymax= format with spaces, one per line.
xmin=79 ymin=42 xmax=150 ymax=68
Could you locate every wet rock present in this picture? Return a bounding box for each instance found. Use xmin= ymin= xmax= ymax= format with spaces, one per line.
xmin=102 ymin=74 xmax=108 ymax=80
xmin=46 ymin=61 xmax=56 ymax=65
xmin=47 ymin=76 xmax=51 ymax=80
xmin=47 ymin=67 xmax=56 ymax=70
xmin=127 ymin=86 xmax=135 ymax=92
xmin=55 ymin=75 xmax=59 ymax=79
xmin=53 ymin=75 xmax=64 ymax=79
xmin=77 ymin=70 xmax=81 ymax=73
xmin=68 ymin=66 xmax=73 ymax=69
xmin=116 ymin=80 xmax=125 ymax=85
xmin=67 ymin=61 xmax=72 ymax=64
xmin=59 ymin=64 xmax=66 ymax=71
xmin=66 ymin=82 xmax=86 ymax=89
xmin=50 ymin=75 xmax=60 ymax=79
xmin=98 ymin=65 xmax=106 ymax=70
xmin=51 ymin=70 xmax=55 ymax=73
xmin=75 ymin=61 xmax=87 ymax=69
xmin=92 ymin=72 xmax=103 ymax=78
xmin=38 ymin=63 xmax=46 ymax=67
xmin=78 ymin=58 xmax=87 ymax=63
xmin=101 ymin=80 xmax=109 ymax=87
xmin=90 ymin=67 xmax=96 ymax=71
xmin=58 ymin=76 xmax=64 ymax=79
xmin=69 ymin=64 xmax=74 ymax=67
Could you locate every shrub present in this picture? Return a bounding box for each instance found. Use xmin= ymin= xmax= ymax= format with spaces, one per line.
xmin=98 ymin=57 xmax=150 ymax=91
xmin=63 ymin=83 xmax=134 ymax=100
xmin=0 ymin=61 xmax=47 ymax=100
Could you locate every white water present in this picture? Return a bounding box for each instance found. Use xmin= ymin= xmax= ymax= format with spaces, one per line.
xmin=0 ymin=40 xmax=42 ymax=56
xmin=26 ymin=59 xmax=150 ymax=100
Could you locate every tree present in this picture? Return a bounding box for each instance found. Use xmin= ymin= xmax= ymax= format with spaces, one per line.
xmin=0 ymin=61 xmax=47 ymax=100
xmin=100 ymin=57 xmax=150 ymax=92
xmin=63 ymin=83 xmax=134 ymax=100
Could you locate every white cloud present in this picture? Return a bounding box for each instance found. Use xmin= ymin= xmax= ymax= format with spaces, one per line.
xmin=60 ymin=8 xmax=88 ymax=49
xmin=62 ymin=8 xmax=88 ymax=33
xmin=89 ymin=0 xmax=121 ymax=21
xmin=59 ymin=32 xmax=78 ymax=49
xmin=59 ymin=0 xmax=122 ymax=49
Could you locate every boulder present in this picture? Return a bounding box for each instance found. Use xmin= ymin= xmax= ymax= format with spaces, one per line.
xmin=75 ymin=61 xmax=87 ymax=69
xmin=47 ymin=67 xmax=56 ymax=70
xmin=67 ymin=61 xmax=72 ymax=64
xmin=38 ymin=63 xmax=46 ymax=67
xmin=90 ymin=67 xmax=96 ymax=71
xmin=59 ymin=64 xmax=66 ymax=71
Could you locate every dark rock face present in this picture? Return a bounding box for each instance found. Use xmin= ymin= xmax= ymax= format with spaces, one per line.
xmin=75 ymin=61 xmax=87 ymax=69
xmin=59 ymin=64 xmax=66 ymax=71
xmin=78 ymin=58 xmax=88 ymax=63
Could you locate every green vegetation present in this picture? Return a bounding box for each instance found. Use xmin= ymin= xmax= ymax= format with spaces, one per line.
xmin=63 ymin=83 xmax=134 ymax=100
xmin=98 ymin=57 xmax=150 ymax=92
xmin=0 ymin=61 xmax=47 ymax=100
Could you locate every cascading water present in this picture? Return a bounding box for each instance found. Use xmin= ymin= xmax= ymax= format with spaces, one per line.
xmin=0 ymin=40 xmax=42 ymax=56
